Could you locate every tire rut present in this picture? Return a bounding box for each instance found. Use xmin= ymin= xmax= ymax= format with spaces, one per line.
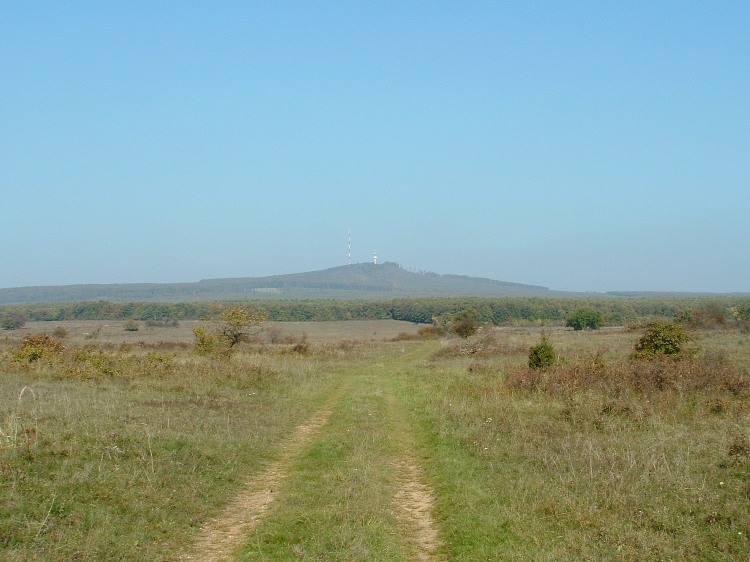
xmin=382 ymin=346 xmax=444 ymax=561
xmin=393 ymin=456 xmax=442 ymax=561
xmin=179 ymin=402 xmax=337 ymax=561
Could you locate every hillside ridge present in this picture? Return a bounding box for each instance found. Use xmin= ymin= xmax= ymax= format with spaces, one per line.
xmin=0 ymin=263 xmax=571 ymax=304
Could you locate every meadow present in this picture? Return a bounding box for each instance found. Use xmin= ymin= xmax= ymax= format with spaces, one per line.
xmin=1 ymin=319 xmax=748 ymax=560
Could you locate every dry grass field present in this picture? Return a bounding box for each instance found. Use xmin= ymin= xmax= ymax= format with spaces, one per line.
xmin=4 ymin=319 xmax=421 ymax=346
xmin=1 ymin=319 xmax=748 ymax=560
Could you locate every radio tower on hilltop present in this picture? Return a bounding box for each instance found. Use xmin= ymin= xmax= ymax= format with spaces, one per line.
xmin=348 ymin=230 xmax=352 ymax=265
xmin=373 ymin=250 xmax=378 ymax=265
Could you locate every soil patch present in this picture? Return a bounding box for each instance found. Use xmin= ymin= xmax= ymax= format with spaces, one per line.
xmin=179 ymin=407 xmax=333 ymax=561
xmin=394 ymin=457 xmax=442 ymax=561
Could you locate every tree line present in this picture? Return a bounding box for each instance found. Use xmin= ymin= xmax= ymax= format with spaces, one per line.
xmin=3 ymin=296 xmax=750 ymax=328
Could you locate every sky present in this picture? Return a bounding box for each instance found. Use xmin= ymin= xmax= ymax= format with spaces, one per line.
xmin=2 ymin=2 xmax=748 ymax=293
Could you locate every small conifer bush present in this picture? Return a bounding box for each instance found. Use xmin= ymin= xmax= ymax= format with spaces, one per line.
xmin=528 ymin=334 xmax=556 ymax=370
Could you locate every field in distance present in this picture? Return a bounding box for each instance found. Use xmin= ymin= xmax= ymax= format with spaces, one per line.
xmin=7 ymin=319 xmax=422 ymax=345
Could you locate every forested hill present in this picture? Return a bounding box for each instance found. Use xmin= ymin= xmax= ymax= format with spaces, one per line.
xmin=0 ymin=263 xmax=573 ymax=304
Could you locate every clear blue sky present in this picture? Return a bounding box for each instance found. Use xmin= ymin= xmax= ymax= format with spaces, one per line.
xmin=2 ymin=2 xmax=748 ymax=292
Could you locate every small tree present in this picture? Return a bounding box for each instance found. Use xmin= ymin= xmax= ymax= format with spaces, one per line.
xmin=528 ymin=334 xmax=556 ymax=370
xmin=217 ymin=307 xmax=267 ymax=348
xmin=566 ymin=308 xmax=602 ymax=330
xmin=193 ymin=307 xmax=267 ymax=357
xmin=633 ymin=321 xmax=691 ymax=359
xmin=450 ymin=308 xmax=480 ymax=339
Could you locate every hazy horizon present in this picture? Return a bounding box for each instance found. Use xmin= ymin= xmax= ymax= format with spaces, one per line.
xmin=2 ymin=3 xmax=748 ymax=293
xmin=1 ymin=262 xmax=748 ymax=297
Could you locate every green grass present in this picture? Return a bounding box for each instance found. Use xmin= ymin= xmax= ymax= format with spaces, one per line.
xmin=238 ymin=344 xmax=439 ymax=561
xmin=398 ymin=328 xmax=750 ymax=560
xmin=0 ymin=345 xmax=344 ymax=560
xmin=1 ymin=322 xmax=749 ymax=560
xmin=239 ymin=366 xmax=400 ymax=559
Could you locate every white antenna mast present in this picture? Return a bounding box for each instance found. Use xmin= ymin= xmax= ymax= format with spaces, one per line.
xmin=348 ymin=229 xmax=352 ymax=265
xmin=373 ymin=250 xmax=378 ymax=265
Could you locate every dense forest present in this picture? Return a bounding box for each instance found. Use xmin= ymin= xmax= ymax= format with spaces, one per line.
xmin=3 ymin=296 xmax=750 ymax=327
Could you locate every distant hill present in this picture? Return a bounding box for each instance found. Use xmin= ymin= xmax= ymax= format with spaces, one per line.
xmin=0 ymin=263 xmax=578 ymax=304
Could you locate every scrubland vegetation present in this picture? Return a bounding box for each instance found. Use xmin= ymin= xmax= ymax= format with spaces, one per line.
xmin=1 ymin=302 xmax=749 ymax=560
xmin=407 ymin=325 xmax=750 ymax=560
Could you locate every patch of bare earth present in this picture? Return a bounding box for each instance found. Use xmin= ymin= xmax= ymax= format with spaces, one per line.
xmin=179 ymin=408 xmax=333 ymax=562
xmin=393 ymin=457 xmax=442 ymax=561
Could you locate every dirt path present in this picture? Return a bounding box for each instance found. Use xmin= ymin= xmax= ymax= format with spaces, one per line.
xmin=384 ymin=347 xmax=444 ymax=561
xmin=393 ymin=456 xmax=442 ymax=560
xmin=179 ymin=406 xmax=335 ymax=561
xmin=180 ymin=343 xmax=442 ymax=561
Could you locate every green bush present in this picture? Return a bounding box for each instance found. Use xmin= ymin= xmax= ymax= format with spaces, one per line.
xmin=450 ymin=308 xmax=480 ymax=338
xmin=633 ymin=321 xmax=691 ymax=359
xmin=566 ymin=308 xmax=602 ymax=330
xmin=731 ymin=304 xmax=750 ymax=321
xmin=528 ymin=334 xmax=556 ymax=370
xmin=192 ymin=326 xmax=219 ymax=356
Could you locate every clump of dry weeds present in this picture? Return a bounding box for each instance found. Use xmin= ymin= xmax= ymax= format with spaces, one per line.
xmin=506 ymin=351 xmax=749 ymax=398
xmin=433 ymin=329 xmax=527 ymax=358
xmin=2 ymin=337 xmax=183 ymax=381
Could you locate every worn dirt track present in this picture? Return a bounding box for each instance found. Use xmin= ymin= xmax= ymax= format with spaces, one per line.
xmin=180 ymin=346 xmax=442 ymax=561
xmin=394 ymin=457 xmax=442 ymax=561
xmin=179 ymin=408 xmax=334 ymax=562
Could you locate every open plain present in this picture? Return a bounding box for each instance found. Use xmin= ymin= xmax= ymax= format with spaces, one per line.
xmin=1 ymin=320 xmax=749 ymax=560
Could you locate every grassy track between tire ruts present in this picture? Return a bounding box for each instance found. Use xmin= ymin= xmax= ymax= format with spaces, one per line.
xmin=236 ymin=342 xmax=442 ymax=561
xmin=180 ymin=386 xmax=348 ymax=561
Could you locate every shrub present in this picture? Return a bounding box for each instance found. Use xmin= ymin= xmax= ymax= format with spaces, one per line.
xmin=528 ymin=334 xmax=556 ymax=370
xmin=266 ymin=325 xmax=283 ymax=343
xmin=193 ymin=326 xmax=219 ymax=356
xmin=216 ymin=307 xmax=267 ymax=348
xmin=192 ymin=307 xmax=267 ymax=357
xmin=1 ymin=310 xmax=26 ymax=330
xmin=676 ymin=302 xmax=727 ymax=328
xmin=633 ymin=321 xmax=691 ymax=359
xmin=391 ymin=332 xmax=422 ymax=341
xmin=13 ymin=334 xmax=64 ymax=363
xmin=507 ymin=350 xmax=748 ymax=397
xmin=418 ymin=325 xmax=446 ymax=338
xmin=565 ymin=308 xmax=602 ymax=330
xmin=451 ymin=308 xmax=480 ymax=339
xmin=124 ymin=319 xmax=139 ymax=331
xmin=730 ymin=304 xmax=750 ymax=321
